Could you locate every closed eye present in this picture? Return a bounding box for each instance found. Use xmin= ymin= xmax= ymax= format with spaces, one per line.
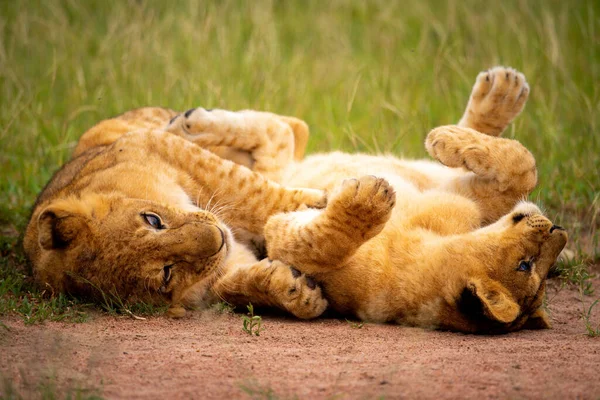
xmin=512 ymin=213 xmax=526 ymax=223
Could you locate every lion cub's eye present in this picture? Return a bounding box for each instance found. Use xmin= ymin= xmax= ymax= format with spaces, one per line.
xmin=517 ymin=260 xmax=532 ymax=272
xmin=142 ymin=213 xmax=164 ymax=229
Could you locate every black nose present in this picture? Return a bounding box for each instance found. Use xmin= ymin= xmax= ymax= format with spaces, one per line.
xmin=184 ymin=108 xmax=196 ymax=118
xmin=550 ymin=225 xmax=564 ymax=233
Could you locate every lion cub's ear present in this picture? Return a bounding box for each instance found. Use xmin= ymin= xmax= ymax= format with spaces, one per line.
xmin=466 ymin=277 xmax=520 ymax=324
xmin=278 ymin=116 xmax=310 ymax=161
xmin=522 ymin=308 xmax=551 ymax=330
xmin=38 ymin=204 xmax=89 ymax=250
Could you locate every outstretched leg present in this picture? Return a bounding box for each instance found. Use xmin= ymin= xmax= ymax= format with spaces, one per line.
xmin=209 ymin=259 xmax=328 ymax=319
xmin=116 ymin=129 xmax=326 ymax=235
xmin=458 ymin=66 xmax=529 ymax=137
xmin=264 ymin=176 xmax=396 ymax=274
xmin=166 ymin=108 xmax=310 ymax=182
xmin=425 ymin=125 xmax=537 ymax=224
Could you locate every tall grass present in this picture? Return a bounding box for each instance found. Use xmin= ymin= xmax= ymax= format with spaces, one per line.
xmin=0 ymin=1 xmax=598 ymax=251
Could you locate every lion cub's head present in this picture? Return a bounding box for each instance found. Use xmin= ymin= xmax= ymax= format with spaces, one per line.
xmin=455 ymin=202 xmax=567 ymax=333
xmin=24 ymin=193 xmax=230 ymax=312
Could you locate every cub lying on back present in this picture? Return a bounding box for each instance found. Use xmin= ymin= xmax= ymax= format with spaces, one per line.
xmin=24 ymin=67 xmax=567 ymax=333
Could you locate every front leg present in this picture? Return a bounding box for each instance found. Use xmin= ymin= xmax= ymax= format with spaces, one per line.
xmin=166 ymin=108 xmax=309 ymax=182
xmin=211 ymin=259 xmax=328 ymax=319
xmin=264 ymin=176 xmax=396 ymax=274
xmin=116 ymin=130 xmax=326 ymax=235
xmin=458 ymin=66 xmax=529 ymax=137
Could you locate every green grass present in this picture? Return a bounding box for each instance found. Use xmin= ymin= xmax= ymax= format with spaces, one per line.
xmin=0 ymin=234 xmax=91 ymax=324
xmin=346 ymin=319 xmax=365 ymax=329
xmin=553 ymin=257 xmax=595 ymax=296
xmin=238 ymin=380 xmax=281 ymax=400
xmin=582 ymin=298 xmax=600 ymax=337
xmin=0 ymin=235 xmax=167 ymax=324
xmin=1 ymin=373 xmax=103 ymax=400
xmin=0 ymin=0 xmax=598 ymax=323
xmin=242 ymin=303 xmax=264 ymax=336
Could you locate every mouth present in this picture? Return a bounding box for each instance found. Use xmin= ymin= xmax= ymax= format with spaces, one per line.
xmin=218 ymin=224 xmax=233 ymax=256
xmin=156 ymin=224 xmax=231 ymax=296
xmin=159 ymin=264 xmax=174 ymax=293
xmin=201 ymin=223 xmax=229 ymax=259
xmin=214 ymin=226 xmax=226 ymax=255
xmin=538 ymin=226 xmax=568 ymax=277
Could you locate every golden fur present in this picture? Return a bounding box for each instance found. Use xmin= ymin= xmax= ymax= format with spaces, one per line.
xmin=24 ymin=67 xmax=567 ymax=332
xmin=24 ymin=108 xmax=329 ymax=319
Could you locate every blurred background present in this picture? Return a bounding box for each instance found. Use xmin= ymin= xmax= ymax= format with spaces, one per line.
xmin=0 ymin=0 xmax=598 ymax=257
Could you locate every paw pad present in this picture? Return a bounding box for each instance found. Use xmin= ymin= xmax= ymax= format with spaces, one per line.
xmin=271 ymin=262 xmax=327 ymax=319
xmin=460 ymin=66 xmax=529 ymax=136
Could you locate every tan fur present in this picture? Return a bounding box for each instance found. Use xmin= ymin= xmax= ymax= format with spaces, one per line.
xmin=162 ymin=67 xmax=564 ymax=333
xmin=25 ymin=108 xmax=328 ymax=319
xmin=458 ymin=66 xmax=529 ymax=137
xmin=263 ymin=68 xmax=565 ymax=333
xmin=24 ymin=66 xmax=566 ymax=332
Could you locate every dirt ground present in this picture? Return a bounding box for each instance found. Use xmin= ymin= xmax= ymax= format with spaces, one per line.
xmin=1 ymin=278 xmax=599 ymax=400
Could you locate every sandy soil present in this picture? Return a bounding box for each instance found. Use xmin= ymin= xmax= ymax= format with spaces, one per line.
xmin=1 ymin=278 xmax=599 ymax=400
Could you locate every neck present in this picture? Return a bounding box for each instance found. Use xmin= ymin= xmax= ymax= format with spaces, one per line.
xmin=388 ymin=231 xmax=502 ymax=330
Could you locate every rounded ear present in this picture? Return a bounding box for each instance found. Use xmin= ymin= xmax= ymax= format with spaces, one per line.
xmin=522 ymin=308 xmax=552 ymax=330
xmin=467 ymin=277 xmax=520 ymax=324
xmin=278 ymin=116 xmax=309 ymax=161
xmin=38 ymin=206 xmax=88 ymax=250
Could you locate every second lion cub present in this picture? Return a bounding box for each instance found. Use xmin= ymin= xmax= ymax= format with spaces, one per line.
xmin=170 ymin=67 xmax=567 ymax=333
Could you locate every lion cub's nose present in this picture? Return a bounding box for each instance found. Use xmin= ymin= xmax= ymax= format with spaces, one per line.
xmin=186 ymin=223 xmax=225 ymax=259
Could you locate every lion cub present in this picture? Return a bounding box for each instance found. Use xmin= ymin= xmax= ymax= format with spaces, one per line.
xmin=164 ymin=67 xmax=567 ymax=333
xmin=24 ymin=110 xmax=330 ymax=319
xmin=24 ymin=67 xmax=566 ymax=332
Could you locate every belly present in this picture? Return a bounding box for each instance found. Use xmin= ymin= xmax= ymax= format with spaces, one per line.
xmin=283 ymin=152 xmax=432 ymax=194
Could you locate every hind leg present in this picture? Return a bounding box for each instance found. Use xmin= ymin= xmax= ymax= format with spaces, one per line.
xmin=458 ymin=66 xmax=529 ymax=137
xmin=426 ymin=125 xmax=537 ymax=224
xmin=165 ymin=108 xmax=309 ymax=182
xmin=264 ymin=176 xmax=396 ymax=274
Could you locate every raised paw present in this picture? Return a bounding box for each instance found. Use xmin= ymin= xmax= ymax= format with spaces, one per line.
xmin=181 ymin=107 xmax=222 ymax=135
xmin=426 ymin=125 xmax=490 ymax=170
xmin=459 ymin=66 xmax=529 ymax=136
xmin=270 ymin=261 xmax=328 ymax=319
xmin=427 ymin=125 xmax=510 ymax=184
xmin=164 ymin=107 xmax=298 ymax=182
xmin=263 ymin=177 xmax=393 ymax=271
xmin=165 ymin=107 xmax=290 ymax=151
xmin=426 ymin=125 xmax=537 ymax=193
xmin=165 ymin=107 xmax=239 ymax=146
xmin=329 ymin=176 xmax=396 ymax=223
